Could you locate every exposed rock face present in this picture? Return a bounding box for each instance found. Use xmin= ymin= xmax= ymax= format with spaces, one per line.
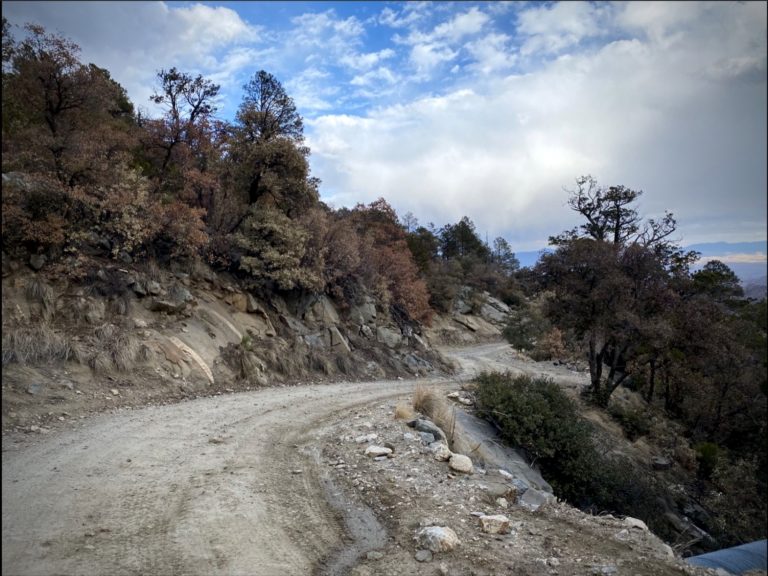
xmin=416 ymin=526 xmax=460 ymax=553
xmin=451 ymin=408 xmax=552 ymax=494
xmin=148 ymin=299 xmax=186 ymax=314
xmin=376 ymin=326 xmax=402 ymax=348
xmin=229 ymin=293 xmax=248 ymax=313
xmin=29 ymin=254 xmax=46 ymax=271
xmin=350 ymin=297 xmax=377 ymax=325
xmin=328 ymin=326 xmax=351 ymax=353
xmin=304 ymin=295 xmax=340 ymax=325
xmin=478 ymin=514 xmax=511 ymax=534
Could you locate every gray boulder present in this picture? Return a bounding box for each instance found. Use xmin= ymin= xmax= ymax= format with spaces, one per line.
xmin=406 ymin=418 xmax=446 ymax=441
xmin=416 ymin=526 xmax=460 ymax=553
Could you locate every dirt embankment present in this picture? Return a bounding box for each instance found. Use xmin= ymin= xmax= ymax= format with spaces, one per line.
xmin=2 ymin=343 xmax=716 ymax=576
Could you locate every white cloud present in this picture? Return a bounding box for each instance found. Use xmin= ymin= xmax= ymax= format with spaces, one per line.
xmin=410 ymin=43 xmax=458 ymax=77
xmin=339 ymin=48 xmax=396 ymax=71
xmin=698 ymin=252 xmax=767 ymax=265
xmin=378 ymin=3 xmax=432 ymax=29
xmin=308 ymin=2 xmax=767 ymax=249
xmin=3 ymin=2 xmax=260 ymax=118
xmin=350 ymin=67 xmax=398 ymax=87
xmin=465 ymin=33 xmax=517 ymax=74
xmin=517 ymin=1 xmax=610 ymax=56
xmin=398 ymin=6 xmax=490 ymax=46
xmin=286 ymin=68 xmax=339 ymax=112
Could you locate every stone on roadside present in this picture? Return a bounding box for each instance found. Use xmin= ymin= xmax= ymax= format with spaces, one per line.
xmin=495 ymin=497 xmax=509 ymax=509
xmin=416 ymin=526 xmax=460 ymax=553
xmin=364 ymin=445 xmax=392 ymax=458
xmin=419 ymin=432 xmax=436 ymax=445
xmin=406 ymin=418 xmax=446 ymax=441
xmin=479 ymin=514 xmax=511 ymax=534
xmin=429 ymin=441 xmax=452 ymax=462
xmin=624 ymin=516 xmax=649 ymax=531
xmin=415 ymin=549 xmax=433 ymax=562
xmin=355 ymin=433 xmax=378 ymax=444
xmin=448 ymin=454 xmax=473 ymax=474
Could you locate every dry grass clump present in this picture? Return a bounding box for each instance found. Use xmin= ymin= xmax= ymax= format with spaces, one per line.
xmin=394 ymin=402 xmax=415 ymax=420
xmin=25 ymin=277 xmax=55 ymax=311
xmin=2 ymin=323 xmax=76 ymax=366
xmin=87 ymin=323 xmax=142 ymax=372
xmin=413 ymin=384 xmax=440 ymax=417
xmin=412 ymin=384 xmax=456 ymax=443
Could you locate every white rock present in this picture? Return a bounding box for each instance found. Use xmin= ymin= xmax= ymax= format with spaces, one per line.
xmin=497 ymin=469 xmax=514 ymax=481
xmin=624 ymin=516 xmax=649 ymax=531
xmin=495 ymin=497 xmax=509 ymax=509
xmin=447 ymin=392 xmax=460 ymax=399
xmin=429 ymin=441 xmax=452 ymax=462
xmin=355 ymin=433 xmax=378 ymax=444
xmin=479 ymin=514 xmax=511 ymax=534
xmin=416 ymin=526 xmax=460 ymax=552
xmin=364 ymin=445 xmax=392 ymax=457
xmin=448 ymin=454 xmax=473 ymax=473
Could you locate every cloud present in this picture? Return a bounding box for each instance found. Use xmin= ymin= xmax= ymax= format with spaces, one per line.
xmin=307 ymin=2 xmax=767 ymax=250
xmin=3 ymin=1 xmax=260 ymax=118
xmin=286 ymin=68 xmax=339 ymax=112
xmin=698 ymin=252 xmax=767 ymax=265
xmin=409 ymin=43 xmax=458 ymax=77
xmin=339 ymin=48 xmax=396 ymax=71
xmin=465 ymin=33 xmax=517 ymax=74
xmin=517 ymin=2 xmax=611 ymax=56
xmin=378 ymin=3 xmax=433 ymax=29
xmin=397 ymin=6 xmax=490 ymax=45
xmin=350 ymin=67 xmax=398 ymax=87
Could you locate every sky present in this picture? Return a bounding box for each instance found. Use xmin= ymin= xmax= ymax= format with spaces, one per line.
xmin=3 ymin=1 xmax=767 ymax=271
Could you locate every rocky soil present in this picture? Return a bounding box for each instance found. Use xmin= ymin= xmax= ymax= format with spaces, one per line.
xmin=2 ymin=342 xmax=729 ymax=576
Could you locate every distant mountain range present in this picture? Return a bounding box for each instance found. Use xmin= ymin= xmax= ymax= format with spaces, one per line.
xmin=515 ymin=241 xmax=767 ymax=286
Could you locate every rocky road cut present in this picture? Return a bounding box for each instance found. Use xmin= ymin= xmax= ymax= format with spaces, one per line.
xmin=2 ymin=343 xmax=586 ymax=576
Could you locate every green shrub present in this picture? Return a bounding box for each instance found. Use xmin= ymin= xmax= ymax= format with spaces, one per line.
xmin=609 ymin=404 xmax=652 ymax=441
xmin=474 ymin=371 xmax=669 ymax=536
xmin=502 ymin=306 xmax=549 ymax=351
xmin=695 ymin=442 xmax=721 ymax=479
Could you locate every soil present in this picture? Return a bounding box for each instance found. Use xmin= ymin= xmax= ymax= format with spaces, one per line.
xmin=2 ymin=342 xmax=719 ymax=576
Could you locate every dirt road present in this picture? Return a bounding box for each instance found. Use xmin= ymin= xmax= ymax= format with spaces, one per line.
xmin=4 ymin=343 xmax=549 ymax=576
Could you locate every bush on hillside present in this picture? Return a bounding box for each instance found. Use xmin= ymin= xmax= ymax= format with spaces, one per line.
xmin=474 ymin=371 xmax=669 ymax=537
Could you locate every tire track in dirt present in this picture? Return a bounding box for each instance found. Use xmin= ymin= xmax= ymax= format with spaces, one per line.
xmin=2 ymin=367 xmax=463 ymax=576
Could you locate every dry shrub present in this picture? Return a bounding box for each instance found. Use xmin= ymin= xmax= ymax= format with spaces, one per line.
xmin=531 ymin=327 xmax=566 ymax=361
xmin=412 ymin=384 xmax=456 ymax=442
xmin=2 ymin=323 xmax=73 ymax=365
xmin=413 ymin=384 xmax=440 ymax=416
xmin=143 ymin=259 xmax=163 ymax=284
xmin=88 ymin=323 xmax=141 ymax=372
xmin=394 ymin=402 xmax=415 ymax=420
xmin=25 ymin=277 xmax=55 ymax=311
xmin=308 ymin=350 xmax=333 ymax=375
xmin=88 ymin=350 xmax=112 ymax=373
